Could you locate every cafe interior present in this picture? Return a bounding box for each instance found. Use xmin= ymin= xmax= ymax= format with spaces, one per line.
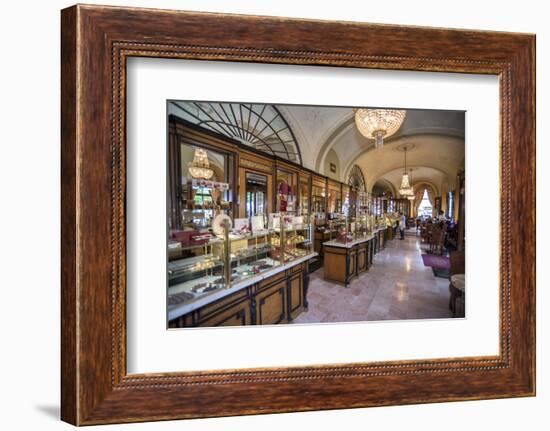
xmin=166 ymin=102 xmax=466 ymax=328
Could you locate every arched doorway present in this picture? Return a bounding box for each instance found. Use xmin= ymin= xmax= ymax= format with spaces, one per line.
xmin=412 ymin=183 xmax=437 ymax=219
xmin=418 ymin=189 xmax=433 ymax=218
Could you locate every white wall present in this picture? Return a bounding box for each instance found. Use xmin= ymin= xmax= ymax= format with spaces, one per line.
xmin=0 ymin=1 xmax=546 ymax=430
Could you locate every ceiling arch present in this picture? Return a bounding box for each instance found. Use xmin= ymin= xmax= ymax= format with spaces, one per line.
xmin=276 ymin=105 xmax=351 ymax=171
xmin=372 ymin=165 xmax=447 ymax=196
xmin=350 ymin=135 xmax=464 ymax=195
xmin=169 ymin=102 xmax=464 ymax=193
xmin=318 ymin=108 xmax=465 ymax=180
xmin=372 ymin=178 xmax=397 ymax=197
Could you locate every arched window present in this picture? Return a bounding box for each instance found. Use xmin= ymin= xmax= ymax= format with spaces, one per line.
xmin=418 ymin=188 xmax=433 ymax=217
xmin=348 ymin=165 xmax=366 ymax=191
xmin=169 ymin=101 xmax=302 ymax=165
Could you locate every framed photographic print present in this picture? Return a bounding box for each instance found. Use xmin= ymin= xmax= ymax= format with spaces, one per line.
xmin=61 ymin=4 xmax=535 ymax=425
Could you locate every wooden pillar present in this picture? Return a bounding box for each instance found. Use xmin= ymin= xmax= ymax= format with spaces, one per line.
xmin=167 ymin=128 xmax=182 ymax=230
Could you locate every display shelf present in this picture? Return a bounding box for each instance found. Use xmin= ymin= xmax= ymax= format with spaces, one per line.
xmin=167 ymin=213 xmax=315 ymax=310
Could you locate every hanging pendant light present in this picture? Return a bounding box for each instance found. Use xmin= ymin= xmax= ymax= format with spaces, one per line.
xmin=188 ymin=148 xmax=214 ymax=180
xmin=407 ymin=169 xmax=415 ymax=200
xmin=399 ymin=147 xmax=414 ymax=197
xmin=355 ymin=108 xmax=406 ymax=149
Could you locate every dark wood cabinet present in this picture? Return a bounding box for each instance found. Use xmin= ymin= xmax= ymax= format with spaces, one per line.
xmin=378 ymin=228 xmax=387 ymax=249
xmin=169 ymin=261 xmax=309 ymax=328
xmin=349 ymin=248 xmax=357 ymax=275
xmin=357 ymin=245 xmax=368 ymax=272
xmin=201 ymin=302 xmax=252 ymax=327
xmin=288 ymin=273 xmax=304 ymax=320
xmin=323 ymin=238 xmax=373 ymax=286
xmin=256 ymin=279 xmax=287 ymax=325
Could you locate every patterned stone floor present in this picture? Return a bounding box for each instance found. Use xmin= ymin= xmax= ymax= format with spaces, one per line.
xmin=293 ymin=229 xmax=453 ymax=324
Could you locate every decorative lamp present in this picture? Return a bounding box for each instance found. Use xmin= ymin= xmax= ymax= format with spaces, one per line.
xmin=355 ymin=108 xmax=406 ymax=149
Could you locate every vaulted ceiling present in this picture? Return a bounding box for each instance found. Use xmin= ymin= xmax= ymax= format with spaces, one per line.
xmin=277 ymin=105 xmax=465 ymax=194
xmin=169 ymin=101 xmax=464 ymax=196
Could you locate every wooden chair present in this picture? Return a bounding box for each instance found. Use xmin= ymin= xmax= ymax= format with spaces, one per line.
xmin=423 ymin=222 xmax=434 ymax=244
xmin=430 ymin=227 xmax=446 ymax=255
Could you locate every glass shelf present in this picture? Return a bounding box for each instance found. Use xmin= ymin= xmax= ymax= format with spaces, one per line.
xmin=167 ymin=213 xmax=315 ymax=309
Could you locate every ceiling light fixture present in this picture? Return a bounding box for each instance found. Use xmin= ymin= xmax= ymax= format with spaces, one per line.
xmin=407 ymin=169 xmax=416 ymax=200
xmin=354 ymin=108 xmax=406 ymax=149
xmin=398 ymin=147 xmax=414 ymax=197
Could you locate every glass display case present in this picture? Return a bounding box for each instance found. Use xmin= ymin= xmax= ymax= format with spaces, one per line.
xmin=270 ymin=213 xmax=314 ymax=262
xmin=376 ymin=215 xmax=386 ymax=229
xmin=227 ymin=228 xmax=281 ymax=281
xmin=298 ymin=173 xmax=311 ymax=216
xmin=356 ymin=190 xmax=370 ymax=216
xmin=328 ymin=213 xmax=346 ymax=238
xmin=354 ymin=214 xmax=371 ymax=239
xmin=168 ymin=214 xmax=313 ymax=310
xmin=276 ymin=169 xmax=298 ymax=214
xmin=167 ymin=236 xmax=228 ymax=307
xmin=342 ymin=185 xmax=351 ymax=217
xmin=327 ymin=181 xmax=341 ymax=214
xmin=311 ymin=177 xmax=326 ymax=215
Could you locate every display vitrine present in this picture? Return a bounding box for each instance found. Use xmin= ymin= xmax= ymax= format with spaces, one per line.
xmin=327 ymin=180 xmax=341 ymax=214
xmin=276 ymin=167 xmax=298 ymax=214
xmin=168 ymin=212 xmax=314 ymax=313
xmin=311 ymin=175 xmax=327 ymax=215
xmin=270 ymin=213 xmax=314 ymax=262
xmin=167 ymin=235 xmax=228 ymax=309
xmin=298 ymin=171 xmax=311 ymax=216
xmin=342 ymin=185 xmax=351 ymax=217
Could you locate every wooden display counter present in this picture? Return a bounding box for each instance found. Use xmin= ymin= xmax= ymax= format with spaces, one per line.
xmin=375 ymin=227 xmax=387 ymax=252
xmin=314 ymin=229 xmax=336 ymax=255
xmin=323 ymin=235 xmax=375 ymax=287
xmin=387 ymin=224 xmax=395 ymax=240
xmin=168 ymin=256 xmax=312 ymax=328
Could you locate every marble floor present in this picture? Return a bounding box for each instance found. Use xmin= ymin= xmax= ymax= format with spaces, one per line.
xmin=294 ymin=229 xmax=453 ymax=324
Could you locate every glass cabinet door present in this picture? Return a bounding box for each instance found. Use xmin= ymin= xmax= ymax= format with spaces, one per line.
xmin=276 ymin=169 xmax=298 ymax=213
xmin=298 ymin=173 xmax=311 ymax=216
xmin=327 ymin=182 xmax=341 ymax=215
xmin=244 ymin=172 xmax=268 ymax=218
xmin=312 ymin=177 xmax=326 ymax=215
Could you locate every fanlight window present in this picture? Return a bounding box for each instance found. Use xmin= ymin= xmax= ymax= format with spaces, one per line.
xmin=348 ymin=165 xmax=366 ymax=191
xmin=170 ymin=101 xmax=302 ymax=165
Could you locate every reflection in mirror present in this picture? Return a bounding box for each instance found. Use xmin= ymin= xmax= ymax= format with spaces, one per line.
xmin=169 ymin=143 xmax=233 ymax=232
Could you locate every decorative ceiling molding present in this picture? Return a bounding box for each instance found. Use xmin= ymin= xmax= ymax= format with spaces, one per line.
xmin=169 ymin=101 xmax=303 ymax=165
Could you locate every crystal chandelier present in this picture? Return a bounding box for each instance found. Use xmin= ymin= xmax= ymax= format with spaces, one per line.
xmin=399 ymin=148 xmax=414 ymax=197
xmin=188 ymin=148 xmax=214 ymax=180
xmin=355 ymin=108 xmax=406 ymax=149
